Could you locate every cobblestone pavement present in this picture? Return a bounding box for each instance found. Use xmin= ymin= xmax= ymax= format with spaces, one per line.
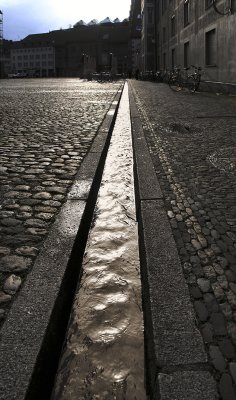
xmin=130 ymin=80 xmax=236 ymax=399
xmin=0 ymin=78 xmax=122 ymax=329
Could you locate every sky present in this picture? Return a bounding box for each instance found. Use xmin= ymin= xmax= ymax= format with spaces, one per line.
xmin=0 ymin=0 xmax=131 ymax=41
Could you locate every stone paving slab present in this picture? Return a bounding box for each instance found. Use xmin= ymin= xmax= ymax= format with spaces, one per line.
xmin=129 ymin=79 xmax=236 ymax=399
xmin=158 ymin=371 xmax=219 ymax=400
xmin=0 ymin=79 xmax=123 ymax=400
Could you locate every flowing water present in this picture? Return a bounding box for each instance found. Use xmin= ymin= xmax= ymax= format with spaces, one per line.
xmin=52 ymin=83 xmax=146 ymax=399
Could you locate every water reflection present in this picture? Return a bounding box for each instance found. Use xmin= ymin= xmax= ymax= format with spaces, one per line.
xmin=52 ymin=83 xmax=146 ymax=399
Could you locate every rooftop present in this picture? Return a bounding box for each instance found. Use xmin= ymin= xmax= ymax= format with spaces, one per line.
xmin=73 ymin=17 xmax=128 ymax=27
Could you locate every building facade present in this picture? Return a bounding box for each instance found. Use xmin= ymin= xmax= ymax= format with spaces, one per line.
xmin=141 ymin=0 xmax=156 ymax=71
xmin=10 ymin=46 xmax=55 ymax=77
xmin=129 ymin=0 xmax=142 ymax=75
xmin=6 ymin=19 xmax=129 ymax=78
xmin=140 ymin=0 xmax=236 ymax=90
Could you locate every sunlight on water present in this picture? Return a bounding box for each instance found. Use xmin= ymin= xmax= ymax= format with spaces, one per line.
xmin=52 ymin=83 xmax=146 ymax=399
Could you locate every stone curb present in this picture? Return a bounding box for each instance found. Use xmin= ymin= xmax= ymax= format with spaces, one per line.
xmin=128 ymin=81 xmax=219 ymax=400
xmin=0 ymin=85 xmax=124 ymax=400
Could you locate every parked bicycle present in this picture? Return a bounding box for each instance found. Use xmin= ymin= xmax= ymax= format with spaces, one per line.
xmin=155 ymin=69 xmax=170 ymax=83
xmin=168 ymin=65 xmax=202 ymax=93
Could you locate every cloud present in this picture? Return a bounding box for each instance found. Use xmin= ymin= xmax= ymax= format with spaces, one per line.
xmin=1 ymin=0 xmax=29 ymax=8
xmin=2 ymin=0 xmax=130 ymax=40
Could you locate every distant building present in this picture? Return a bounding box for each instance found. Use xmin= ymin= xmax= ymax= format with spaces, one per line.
xmin=151 ymin=0 xmax=236 ymax=91
xmin=10 ymin=45 xmax=55 ymax=77
xmin=7 ymin=18 xmax=129 ymax=78
xmin=1 ymin=40 xmax=14 ymax=77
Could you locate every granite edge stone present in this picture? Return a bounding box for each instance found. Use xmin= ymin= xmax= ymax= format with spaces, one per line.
xmin=128 ymin=80 xmax=218 ymax=399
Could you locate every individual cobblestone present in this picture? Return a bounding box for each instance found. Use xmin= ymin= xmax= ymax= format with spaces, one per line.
xmin=0 ymin=78 xmax=122 ymax=327
xmin=130 ymin=80 xmax=236 ymax=397
xmin=220 ymin=303 xmax=233 ymax=321
xmin=3 ymin=274 xmax=22 ymax=295
xmin=230 ymin=362 xmax=236 ymax=384
xmin=220 ymin=373 xmax=236 ymax=400
xmin=0 ymin=291 xmax=11 ymax=304
xmin=0 ymin=247 xmax=10 ymax=256
xmin=0 ymin=255 xmax=32 ymax=272
xmin=201 ymin=322 xmax=214 ymax=343
xmin=210 ymin=313 xmax=228 ymax=336
xmin=219 ymin=339 xmax=236 ymax=360
xmin=197 ymin=277 xmax=211 ymax=293
xmin=15 ymin=246 xmax=38 ymax=257
xmin=209 ymin=345 xmax=227 ymax=372
xmin=0 ymin=309 xmax=5 ymax=320
xmin=194 ymin=300 xmax=208 ymax=322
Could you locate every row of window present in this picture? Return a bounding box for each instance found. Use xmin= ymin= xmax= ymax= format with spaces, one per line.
xmin=12 ymin=54 xmax=54 ymax=60
xmin=159 ymin=0 xmax=214 ymax=16
xmin=157 ymin=0 xmax=215 ymax=27
xmin=13 ymin=61 xmax=54 ymax=68
xmin=158 ymin=28 xmax=217 ymax=69
xmin=12 ymin=47 xmax=53 ymax=53
xmin=157 ymin=11 xmax=217 ymax=46
xmin=183 ymin=0 xmax=214 ymax=26
xmin=155 ymin=3 xmax=191 ymax=40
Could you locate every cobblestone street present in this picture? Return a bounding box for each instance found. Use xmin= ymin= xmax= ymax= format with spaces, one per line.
xmin=0 ymin=78 xmax=122 ymax=328
xmin=130 ymin=80 xmax=236 ymax=399
xmin=1 ymin=77 xmax=236 ymax=399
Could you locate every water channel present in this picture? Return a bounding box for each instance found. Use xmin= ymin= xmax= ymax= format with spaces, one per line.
xmin=52 ymin=83 xmax=146 ymax=399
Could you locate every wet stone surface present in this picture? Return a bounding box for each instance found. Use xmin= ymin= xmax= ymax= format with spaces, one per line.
xmin=0 ymin=78 xmax=122 ymax=329
xmin=52 ymin=83 xmax=145 ymax=399
xmin=131 ymin=81 xmax=236 ymax=399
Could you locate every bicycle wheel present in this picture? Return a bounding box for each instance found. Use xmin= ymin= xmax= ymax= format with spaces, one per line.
xmin=168 ymin=76 xmax=182 ymax=91
xmin=194 ymin=78 xmax=200 ymax=91
xmin=187 ymin=77 xmax=198 ymax=93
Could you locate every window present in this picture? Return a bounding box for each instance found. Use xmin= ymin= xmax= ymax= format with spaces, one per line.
xmin=171 ymin=48 xmax=175 ymax=69
xmin=157 ymin=1 xmax=160 ymax=21
xmin=147 ymin=8 xmax=153 ymax=24
xmin=163 ymin=27 xmax=166 ymax=43
xmin=184 ymin=0 xmax=190 ymax=26
xmin=162 ymin=0 xmax=166 ymax=14
xmin=171 ymin=15 xmax=176 ymax=36
xmin=205 ymin=29 xmax=217 ymax=66
xmin=184 ymin=41 xmax=190 ymax=67
xmin=163 ymin=52 xmax=166 ymax=69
